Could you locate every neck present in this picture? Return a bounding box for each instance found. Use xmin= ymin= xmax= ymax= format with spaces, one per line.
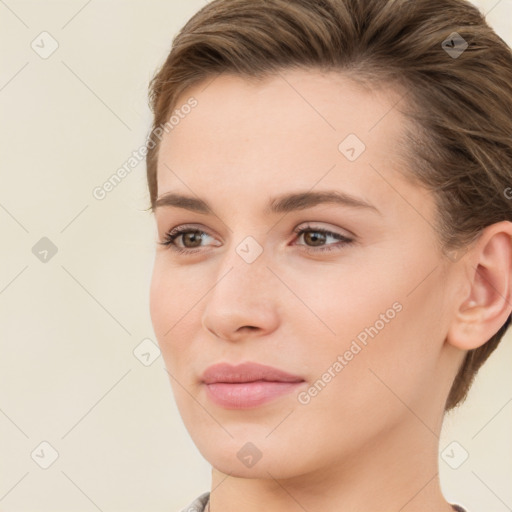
xmin=207 ymin=415 xmax=454 ymax=512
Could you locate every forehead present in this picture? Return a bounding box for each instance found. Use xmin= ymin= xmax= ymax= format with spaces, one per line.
xmin=156 ymin=69 xmax=411 ymax=209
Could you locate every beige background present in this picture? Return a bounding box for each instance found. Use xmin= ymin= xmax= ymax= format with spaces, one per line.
xmin=0 ymin=1 xmax=511 ymax=511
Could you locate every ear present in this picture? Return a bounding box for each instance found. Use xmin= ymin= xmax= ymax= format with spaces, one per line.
xmin=447 ymin=221 xmax=512 ymax=351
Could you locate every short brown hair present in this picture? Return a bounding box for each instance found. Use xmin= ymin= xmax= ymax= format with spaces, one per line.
xmin=146 ymin=0 xmax=512 ymax=410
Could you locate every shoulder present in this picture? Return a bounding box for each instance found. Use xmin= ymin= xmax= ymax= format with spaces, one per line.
xmin=178 ymin=491 xmax=210 ymax=512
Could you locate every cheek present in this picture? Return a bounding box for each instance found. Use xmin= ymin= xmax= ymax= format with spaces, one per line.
xmin=288 ymin=255 xmax=443 ymax=404
xmin=149 ymin=259 xmax=207 ymax=379
xmin=284 ymin=259 xmax=399 ymax=345
xmin=149 ymin=261 xmax=188 ymax=350
xmin=149 ymin=263 xmax=169 ymax=338
xmin=150 ymin=258 xmax=197 ymax=326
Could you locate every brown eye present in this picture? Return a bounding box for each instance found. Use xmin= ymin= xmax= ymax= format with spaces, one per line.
xmin=294 ymin=225 xmax=354 ymax=253
xmin=179 ymin=230 xmax=204 ymax=248
xmin=159 ymin=226 xmax=219 ymax=254
xmin=302 ymin=230 xmax=328 ymax=246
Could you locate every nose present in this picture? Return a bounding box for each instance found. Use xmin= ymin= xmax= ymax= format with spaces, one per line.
xmin=201 ymin=241 xmax=280 ymax=343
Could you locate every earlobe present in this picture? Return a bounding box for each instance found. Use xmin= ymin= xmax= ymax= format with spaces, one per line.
xmin=447 ymin=222 xmax=512 ymax=351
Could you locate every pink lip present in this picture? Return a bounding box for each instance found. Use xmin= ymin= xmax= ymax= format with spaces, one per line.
xmin=201 ymin=362 xmax=305 ymax=409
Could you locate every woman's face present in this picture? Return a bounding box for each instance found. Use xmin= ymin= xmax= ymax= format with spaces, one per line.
xmin=150 ymin=69 xmax=461 ymax=479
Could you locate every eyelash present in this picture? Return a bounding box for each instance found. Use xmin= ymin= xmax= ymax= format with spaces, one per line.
xmin=159 ymin=224 xmax=354 ymax=255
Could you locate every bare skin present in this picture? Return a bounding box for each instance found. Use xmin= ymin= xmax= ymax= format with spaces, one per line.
xmin=149 ymin=69 xmax=512 ymax=512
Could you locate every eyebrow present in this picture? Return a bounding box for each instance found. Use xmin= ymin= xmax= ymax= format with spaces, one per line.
xmin=153 ymin=190 xmax=381 ymax=215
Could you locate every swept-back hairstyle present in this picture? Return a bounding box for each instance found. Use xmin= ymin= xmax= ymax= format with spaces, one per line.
xmin=146 ymin=0 xmax=512 ymax=410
